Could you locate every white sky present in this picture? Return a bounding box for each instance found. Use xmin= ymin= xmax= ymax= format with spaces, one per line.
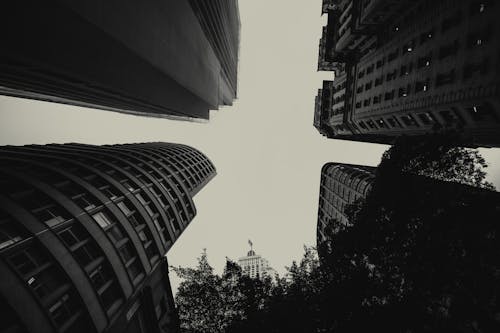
xmin=1 ymin=0 xmax=499 ymax=293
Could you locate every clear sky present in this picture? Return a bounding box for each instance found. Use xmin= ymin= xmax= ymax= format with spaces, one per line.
xmin=1 ymin=0 xmax=499 ymax=293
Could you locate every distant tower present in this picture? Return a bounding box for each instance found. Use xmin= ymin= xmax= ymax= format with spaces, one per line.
xmin=0 ymin=142 xmax=216 ymax=333
xmin=237 ymin=241 xmax=277 ymax=281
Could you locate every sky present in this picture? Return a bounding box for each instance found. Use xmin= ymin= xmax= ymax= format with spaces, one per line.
xmin=1 ymin=0 xmax=499 ymax=293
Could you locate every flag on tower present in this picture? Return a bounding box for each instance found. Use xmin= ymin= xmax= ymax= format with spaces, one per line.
xmin=248 ymin=239 xmax=253 ymax=248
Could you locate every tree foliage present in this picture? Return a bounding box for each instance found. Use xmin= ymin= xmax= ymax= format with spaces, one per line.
xmin=172 ymin=250 xmax=275 ymax=333
xmin=378 ymin=133 xmax=495 ymax=190
xmin=174 ymin=135 xmax=499 ymax=332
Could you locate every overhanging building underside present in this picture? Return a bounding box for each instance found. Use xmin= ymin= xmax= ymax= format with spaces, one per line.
xmin=0 ymin=0 xmax=240 ymax=121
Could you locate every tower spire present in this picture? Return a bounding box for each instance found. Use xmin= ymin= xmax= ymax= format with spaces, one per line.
xmin=247 ymin=240 xmax=255 ymax=256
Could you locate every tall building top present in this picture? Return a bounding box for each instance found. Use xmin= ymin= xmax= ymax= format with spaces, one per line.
xmin=0 ymin=0 xmax=240 ymax=121
xmin=189 ymin=0 xmax=241 ymax=100
xmin=0 ymin=142 xmax=216 ymax=332
xmin=317 ymin=163 xmax=376 ymax=245
xmin=315 ymin=0 xmax=500 ymax=147
xmin=238 ymin=243 xmax=277 ymax=281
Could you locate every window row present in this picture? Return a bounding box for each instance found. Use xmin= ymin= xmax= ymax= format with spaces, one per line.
xmin=356 ymin=103 xmax=497 ymax=132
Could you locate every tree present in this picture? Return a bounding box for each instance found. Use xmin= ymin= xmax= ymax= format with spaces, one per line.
xmin=378 ymin=133 xmax=495 ymax=190
xmin=316 ymin=134 xmax=500 ymax=332
xmin=172 ymin=250 xmax=228 ymax=333
xmin=174 ymin=135 xmax=499 ymax=332
xmin=173 ymin=251 xmax=276 ymax=333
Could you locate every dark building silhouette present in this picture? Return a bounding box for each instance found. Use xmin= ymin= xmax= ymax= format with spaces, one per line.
xmin=0 ymin=0 xmax=240 ymax=121
xmin=317 ymin=163 xmax=375 ymax=245
xmin=315 ymin=0 xmax=500 ymax=147
xmin=0 ymin=142 xmax=216 ymax=333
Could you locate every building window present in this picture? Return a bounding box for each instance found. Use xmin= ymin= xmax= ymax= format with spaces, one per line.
xmin=386 ymin=118 xmax=396 ymax=128
xmin=35 ymin=207 xmax=70 ymax=227
xmin=386 ymin=70 xmax=397 ymax=81
xmin=11 ymin=189 xmax=71 ymax=227
xmin=384 ymin=90 xmax=395 ymax=101
xmin=364 ymin=81 xmax=373 ymax=91
xmin=56 ymin=183 xmax=100 ymax=212
xmin=374 ymin=76 xmax=383 ymax=86
xmin=0 ymin=214 xmax=28 ymax=250
xmin=467 ymin=27 xmax=492 ymax=48
xmin=420 ymin=28 xmax=434 ymax=44
xmin=366 ymin=120 xmax=377 ymax=129
xmin=418 ymin=112 xmax=439 ymax=125
xmin=392 ymin=116 xmax=403 ymax=128
xmin=92 ymin=212 xmax=113 ymax=228
xmin=467 ymin=103 xmax=498 ymax=122
xmin=135 ymin=193 xmax=156 ymax=217
xmin=137 ymin=227 xmax=159 ymax=263
xmin=400 ymin=63 xmax=413 ymax=76
xmin=49 ymin=293 xmax=80 ymax=327
xmin=102 ymin=187 xmax=119 ymax=200
xmin=376 ymin=58 xmax=385 ymax=68
xmin=417 ymin=54 xmax=432 ymax=69
xmin=6 ymin=241 xmax=90 ymax=331
xmin=121 ymin=180 xmax=136 ymax=192
xmin=116 ymin=201 xmax=133 ymax=216
xmin=377 ymin=119 xmax=388 ymax=128
xmin=89 ymin=264 xmax=122 ymax=312
xmin=469 ymin=1 xmax=490 ymax=16
xmin=398 ymin=85 xmax=411 ymax=97
xmin=74 ymin=195 xmax=98 ymax=211
xmin=439 ymin=109 xmax=465 ymax=126
xmin=401 ymin=114 xmax=420 ymax=127
xmin=402 ymin=40 xmax=415 ymax=54
xmin=415 ymin=80 xmax=430 ymax=93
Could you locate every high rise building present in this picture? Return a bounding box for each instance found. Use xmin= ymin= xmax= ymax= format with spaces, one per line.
xmin=315 ymin=0 xmax=500 ymax=147
xmin=317 ymin=163 xmax=375 ymax=245
xmin=0 ymin=0 xmax=240 ymax=121
xmin=238 ymin=243 xmax=277 ymax=281
xmin=0 ymin=142 xmax=216 ymax=333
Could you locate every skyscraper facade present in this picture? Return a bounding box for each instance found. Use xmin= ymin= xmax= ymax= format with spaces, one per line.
xmin=317 ymin=163 xmax=375 ymax=245
xmin=0 ymin=142 xmax=216 ymax=333
xmin=238 ymin=248 xmax=277 ymax=281
xmin=0 ymin=0 xmax=240 ymax=121
xmin=315 ymin=0 xmax=500 ymax=147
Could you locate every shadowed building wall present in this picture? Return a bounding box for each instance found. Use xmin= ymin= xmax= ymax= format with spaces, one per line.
xmin=0 ymin=142 xmax=216 ymax=333
xmin=0 ymin=1 xmax=240 ymax=121
xmin=315 ymin=0 xmax=500 ymax=147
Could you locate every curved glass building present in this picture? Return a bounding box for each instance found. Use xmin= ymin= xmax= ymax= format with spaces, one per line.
xmin=0 ymin=142 xmax=216 ymax=333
